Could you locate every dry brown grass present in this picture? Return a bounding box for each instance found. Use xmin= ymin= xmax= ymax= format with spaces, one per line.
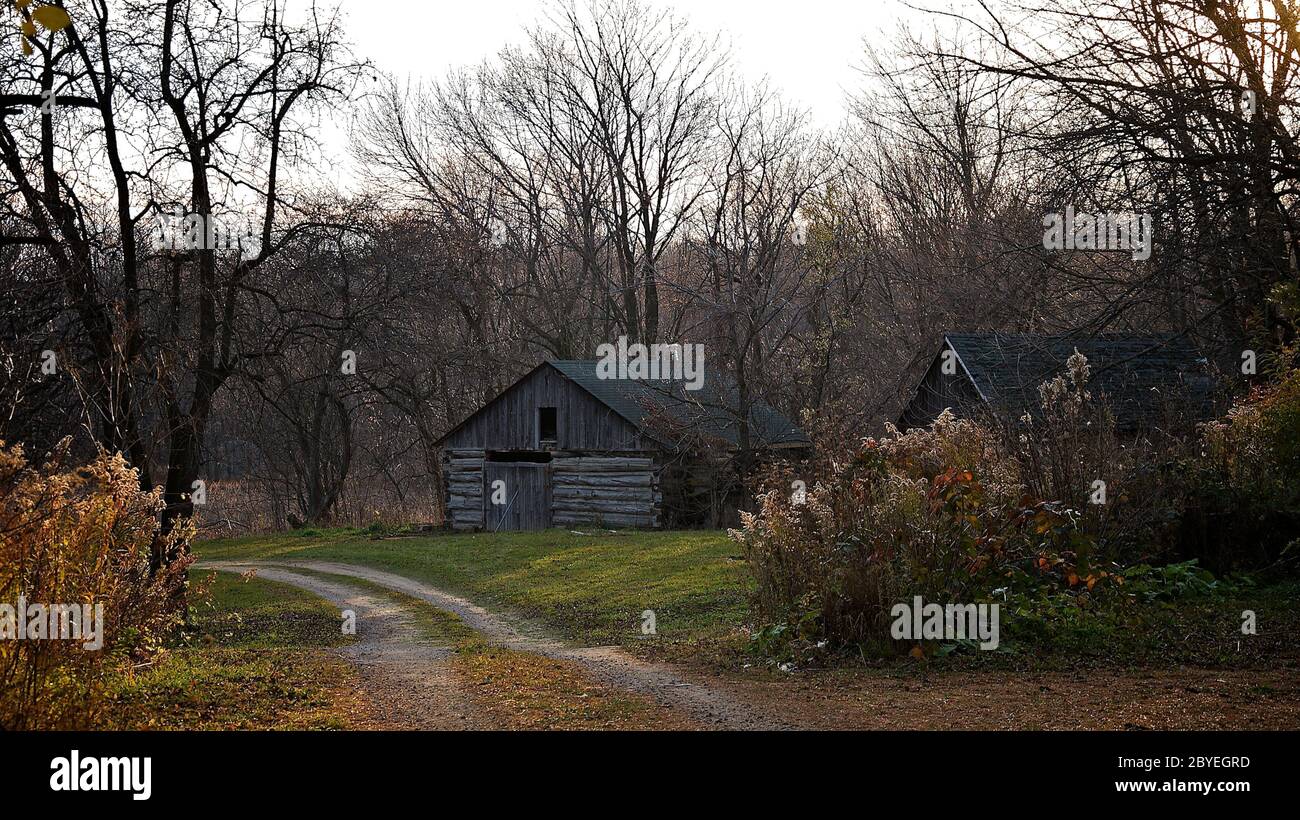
xmin=453 ymin=642 xmax=698 ymax=730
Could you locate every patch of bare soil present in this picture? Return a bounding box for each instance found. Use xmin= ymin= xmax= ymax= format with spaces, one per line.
xmin=702 ymin=666 xmax=1300 ymax=729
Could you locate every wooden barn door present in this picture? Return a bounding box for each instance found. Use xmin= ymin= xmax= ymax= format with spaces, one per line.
xmin=483 ymin=462 xmax=551 ymax=531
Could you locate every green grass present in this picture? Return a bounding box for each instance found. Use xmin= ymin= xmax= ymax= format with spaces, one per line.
xmin=197 ymin=527 xmax=749 ymax=652
xmin=101 ymin=571 xmax=364 ymax=730
xmin=193 ymin=528 xmax=1300 ymax=674
xmin=102 ymin=648 xmax=359 ymax=730
xmin=189 ymin=568 xmax=354 ymax=649
xmin=286 ymin=567 xmax=479 ymax=646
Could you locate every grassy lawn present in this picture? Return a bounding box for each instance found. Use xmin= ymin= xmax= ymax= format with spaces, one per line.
xmin=103 ymin=571 xmax=369 ymax=730
xmin=197 ymin=528 xmax=749 ymax=657
xmin=195 ymin=527 xmax=1300 ymax=674
xmin=189 ymin=569 xmax=355 ymax=648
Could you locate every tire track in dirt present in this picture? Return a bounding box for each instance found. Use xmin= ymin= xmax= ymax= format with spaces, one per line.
xmin=202 ymin=560 xmax=798 ymax=730
xmin=202 ymin=565 xmax=497 ymax=730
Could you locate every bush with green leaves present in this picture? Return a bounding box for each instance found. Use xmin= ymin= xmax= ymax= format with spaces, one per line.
xmin=1183 ymin=348 xmax=1300 ymax=571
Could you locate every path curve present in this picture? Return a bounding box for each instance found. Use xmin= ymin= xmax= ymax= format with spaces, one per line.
xmin=201 ymin=559 xmax=797 ymax=730
xmin=204 ymin=565 xmax=497 ymax=730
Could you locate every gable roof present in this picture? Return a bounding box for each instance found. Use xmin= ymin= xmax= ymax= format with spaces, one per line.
xmin=437 ymin=360 xmax=810 ymax=450
xmin=906 ymin=333 xmax=1216 ymax=431
xmin=548 ymin=360 xmax=808 ymax=448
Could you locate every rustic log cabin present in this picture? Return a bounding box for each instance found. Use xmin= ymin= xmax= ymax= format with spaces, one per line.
xmin=437 ymin=360 xmax=809 ymax=531
xmin=898 ymin=333 xmax=1217 ymax=433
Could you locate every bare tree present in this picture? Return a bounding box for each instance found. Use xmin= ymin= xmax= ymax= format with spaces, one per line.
xmin=945 ymin=0 xmax=1300 ymax=355
xmin=0 ymin=0 xmax=365 ymax=567
xmin=683 ymin=85 xmax=834 ymax=474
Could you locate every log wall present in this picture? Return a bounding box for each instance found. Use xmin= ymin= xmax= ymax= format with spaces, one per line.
xmin=442 ymin=449 xmax=661 ymax=531
xmin=551 ymin=455 xmax=660 ymax=529
xmin=444 ymin=449 xmax=484 ymax=531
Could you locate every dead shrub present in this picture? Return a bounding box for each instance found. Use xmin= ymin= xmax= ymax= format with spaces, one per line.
xmin=0 ymin=439 xmax=191 ymax=729
xmin=733 ymin=353 xmax=1178 ymax=658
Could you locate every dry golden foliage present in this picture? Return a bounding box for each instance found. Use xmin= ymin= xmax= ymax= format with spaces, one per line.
xmin=0 ymin=439 xmax=192 ymax=729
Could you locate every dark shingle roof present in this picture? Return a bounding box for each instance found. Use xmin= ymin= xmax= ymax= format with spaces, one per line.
xmin=941 ymin=333 xmax=1215 ymax=431
xmin=549 ymin=360 xmax=809 ymax=449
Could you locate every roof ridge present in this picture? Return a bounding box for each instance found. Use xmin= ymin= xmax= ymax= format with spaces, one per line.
xmin=548 ymin=358 xmax=809 ymax=447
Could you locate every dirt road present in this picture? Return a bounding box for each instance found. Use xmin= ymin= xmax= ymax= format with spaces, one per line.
xmin=208 ymin=565 xmax=499 ymax=729
xmin=200 ymin=560 xmax=796 ymax=730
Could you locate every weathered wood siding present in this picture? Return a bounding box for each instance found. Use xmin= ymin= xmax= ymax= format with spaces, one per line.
xmin=484 ymin=461 xmax=551 ymax=530
xmin=444 ymin=449 xmax=484 ymax=531
xmin=898 ymin=345 xmax=984 ymax=430
xmin=444 ymin=451 xmax=660 ymax=531
xmin=551 ymin=455 xmax=660 ymax=529
xmin=442 ymin=365 xmax=646 ymax=451
xmin=441 ymin=365 xmax=664 ymax=530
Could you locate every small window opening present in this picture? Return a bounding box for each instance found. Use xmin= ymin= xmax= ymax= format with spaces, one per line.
xmin=538 ymin=407 xmax=558 ymax=444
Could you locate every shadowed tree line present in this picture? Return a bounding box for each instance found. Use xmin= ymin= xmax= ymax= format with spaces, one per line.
xmin=2 ymin=0 xmax=1297 ymax=554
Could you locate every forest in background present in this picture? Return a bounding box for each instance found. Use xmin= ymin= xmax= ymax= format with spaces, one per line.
xmin=3 ymin=0 xmax=1299 ymax=536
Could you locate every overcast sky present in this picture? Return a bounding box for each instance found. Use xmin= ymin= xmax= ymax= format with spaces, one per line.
xmin=343 ymin=0 xmax=915 ymax=123
xmin=313 ymin=0 xmax=936 ymax=187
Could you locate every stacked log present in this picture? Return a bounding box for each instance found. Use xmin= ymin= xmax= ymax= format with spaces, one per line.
xmin=444 ymin=449 xmax=484 ymax=530
xmin=551 ymin=455 xmax=660 ymax=528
